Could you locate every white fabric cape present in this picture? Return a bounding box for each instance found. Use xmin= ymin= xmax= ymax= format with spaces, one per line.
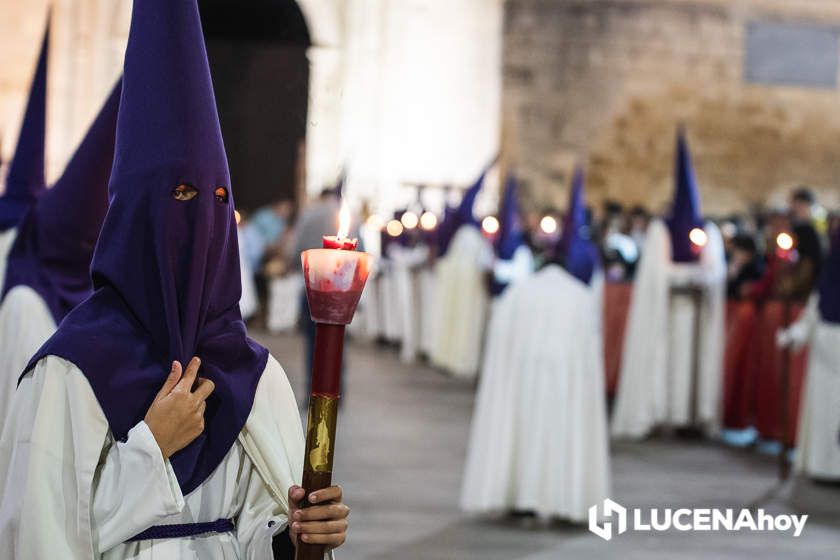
xmin=0 ymin=228 xmax=17 ymax=291
xmin=0 ymin=352 xmax=335 ymax=559
xmin=0 ymin=286 xmax=56 ymax=431
xmin=788 ymin=296 xmax=840 ymax=479
xmin=611 ymin=219 xmax=726 ymax=439
xmin=428 ymin=226 xmax=493 ymax=379
xmin=460 ymin=265 xmax=610 ymax=521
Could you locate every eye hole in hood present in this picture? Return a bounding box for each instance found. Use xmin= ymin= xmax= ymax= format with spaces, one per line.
xmin=172 ymin=184 xmax=198 ymax=201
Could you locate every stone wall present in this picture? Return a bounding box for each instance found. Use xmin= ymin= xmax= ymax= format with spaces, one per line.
xmin=503 ymin=0 xmax=840 ymax=214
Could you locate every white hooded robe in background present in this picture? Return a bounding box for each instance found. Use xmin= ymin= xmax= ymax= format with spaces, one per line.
xmin=390 ymin=243 xmax=429 ymax=363
xmin=460 ymin=265 xmax=610 ymax=520
xmin=0 ymin=353 xmax=336 ymax=560
xmin=780 ymin=296 xmax=840 ymax=479
xmin=612 ymin=219 xmax=726 ymax=439
xmin=378 ymin=258 xmax=402 ymax=344
xmin=429 ymin=225 xmax=493 ymax=379
xmin=418 ymin=264 xmax=436 ymax=357
xmin=0 ymin=285 xmax=56 ymax=430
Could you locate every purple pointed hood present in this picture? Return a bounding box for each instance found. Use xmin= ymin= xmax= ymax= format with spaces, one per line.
xmin=495 ymin=173 xmax=524 ymax=261
xmin=26 ymin=0 xmax=268 ymax=496
xmin=559 ymin=165 xmax=598 ymax=284
xmin=2 ymin=80 xmax=121 ymax=321
xmin=667 ymin=129 xmax=704 ymax=262
xmin=438 ymin=170 xmax=486 ymax=257
xmin=0 ymin=20 xmax=49 ymax=231
xmin=818 ymin=230 xmax=840 ymax=324
xmin=455 ymin=171 xmax=485 ymax=229
xmin=436 ymin=188 xmax=458 ymax=256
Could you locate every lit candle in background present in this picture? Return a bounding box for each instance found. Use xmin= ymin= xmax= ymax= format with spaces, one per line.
xmin=776 ymin=232 xmax=794 ymax=251
xmin=689 ymin=227 xmax=708 ymax=249
xmin=775 ymin=231 xmax=797 ymax=262
xmin=540 ymin=215 xmax=558 ymax=235
xmin=482 ymin=215 xmax=500 ymax=236
xmin=386 ymin=219 xmax=404 ymax=237
xmin=366 ymin=213 xmax=385 ymax=232
xmin=298 ymin=207 xmax=372 ymax=560
xmin=401 ymin=210 xmax=419 ymax=230
xmin=420 ymin=211 xmax=438 ymax=231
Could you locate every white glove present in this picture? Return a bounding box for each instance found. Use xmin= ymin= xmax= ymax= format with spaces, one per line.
xmin=776 ymin=328 xmax=792 ymax=349
xmin=776 ymin=322 xmax=809 ymax=350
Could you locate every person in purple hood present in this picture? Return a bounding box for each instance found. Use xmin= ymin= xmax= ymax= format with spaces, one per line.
xmin=0 ymin=1 xmax=348 ymax=558
xmin=0 ymin=79 xmax=120 ymax=433
xmin=612 ymin=129 xmax=727 ymax=440
xmin=0 ymin=19 xmax=49 ymax=289
xmin=461 ymin=165 xmax=609 ymax=522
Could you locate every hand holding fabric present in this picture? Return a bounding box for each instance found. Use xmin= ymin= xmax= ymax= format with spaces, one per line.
xmin=144 ymin=357 xmax=215 ymax=458
xmin=288 ymin=484 xmax=349 ymax=549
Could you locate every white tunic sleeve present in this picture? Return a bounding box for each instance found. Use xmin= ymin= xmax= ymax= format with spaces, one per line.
xmin=91 ymin=421 xmax=185 ymax=552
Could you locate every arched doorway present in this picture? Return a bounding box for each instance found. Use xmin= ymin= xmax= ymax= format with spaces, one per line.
xmin=199 ymin=0 xmax=310 ymax=212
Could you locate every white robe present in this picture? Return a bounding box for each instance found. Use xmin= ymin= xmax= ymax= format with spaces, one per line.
xmin=0 ymin=228 xmax=17 ymax=291
xmin=0 ymin=353 xmax=334 ymax=559
xmin=428 ymin=226 xmax=493 ymax=380
xmin=389 ymin=244 xmax=429 ymax=363
xmin=612 ymin=219 xmax=726 ymax=439
xmin=379 ymin=258 xmax=403 ymax=344
xmin=460 ymin=266 xmax=610 ymax=521
xmin=417 ymin=266 xmax=436 ymax=357
xmin=783 ymin=296 xmax=840 ymax=479
xmin=0 ymin=286 xmax=56 ymax=431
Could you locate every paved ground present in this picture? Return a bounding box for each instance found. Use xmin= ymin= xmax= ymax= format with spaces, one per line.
xmin=252 ymin=330 xmax=840 ymax=560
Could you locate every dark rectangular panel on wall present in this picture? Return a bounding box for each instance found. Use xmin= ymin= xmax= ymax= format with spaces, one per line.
xmin=744 ymin=21 xmax=839 ymax=88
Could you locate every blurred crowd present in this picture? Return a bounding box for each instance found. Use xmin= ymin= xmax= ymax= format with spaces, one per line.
xmin=238 ymin=184 xmax=836 ymax=326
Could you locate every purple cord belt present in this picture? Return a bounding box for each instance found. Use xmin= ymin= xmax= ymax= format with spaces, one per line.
xmin=126 ymin=518 xmax=235 ymax=542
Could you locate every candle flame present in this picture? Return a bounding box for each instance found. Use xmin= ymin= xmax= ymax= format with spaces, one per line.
xmin=776 ymin=232 xmax=794 ymax=251
xmin=234 ymin=210 xmax=241 ymax=225
xmin=689 ymin=227 xmax=708 ymax=247
xmin=337 ymin=204 xmax=351 ymax=239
